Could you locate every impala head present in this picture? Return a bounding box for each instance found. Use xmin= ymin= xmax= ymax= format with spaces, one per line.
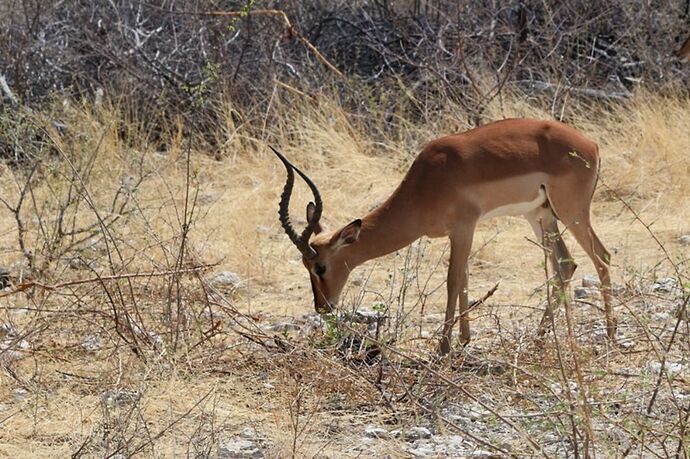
xmin=270 ymin=146 xmax=362 ymax=313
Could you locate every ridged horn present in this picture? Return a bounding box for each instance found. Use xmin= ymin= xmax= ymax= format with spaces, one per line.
xmin=270 ymin=146 xmax=323 ymax=259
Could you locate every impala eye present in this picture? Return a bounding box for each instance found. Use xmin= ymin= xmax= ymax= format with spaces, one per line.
xmin=315 ymin=264 xmax=326 ymax=277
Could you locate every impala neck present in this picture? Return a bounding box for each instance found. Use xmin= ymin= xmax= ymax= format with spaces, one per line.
xmin=343 ymin=188 xmax=423 ymax=269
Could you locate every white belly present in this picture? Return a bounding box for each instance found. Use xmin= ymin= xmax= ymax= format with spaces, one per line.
xmin=479 ymin=187 xmax=547 ymax=221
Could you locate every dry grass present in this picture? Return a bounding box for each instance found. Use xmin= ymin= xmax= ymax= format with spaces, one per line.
xmin=0 ymin=86 xmax=689 ymax=457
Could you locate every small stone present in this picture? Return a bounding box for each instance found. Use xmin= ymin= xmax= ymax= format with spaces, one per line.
xmin=0 ymin=267 xmax=10 ymax=289
xmin=211 ymin=272 xmax=243 ymax=289
xmin=81 ymin=335 xmax=102 ymax=352
xmin=652 ymin=311 xmax=670 ymax=321
xmin=647 ymin=361 xmax=684 ymax=377
xmin=611 ymin=284 xmax=626 ymax=295
xmin=543 ymin=432 xmax=560 ymax=444
xmin=574 ymin=286 xmax=599 ymax=299
xmin=101 ymin=389 xmax=142 ymax=406
xmin=443 ymin=436 xmax=468 ymax=453
xmin=264 ymin=322 xmax=300 ymax=332
xmin=299 ymin=314 xmax=326 ymax=335
xmin=198 ymin=192 xmax=220 ymax=205
xmin=550 ymin=381 xmax=578 ymax=396
xmin=678 ymin=235 xmax=690 ymax=246
xmin=69 ymin=258 xmax=97 ymax=270
xmin=404 ymin=427 xmax=431 ymax=440
xmin=239 ymin=427 xmax=261 ymax=439
xmin=218 ymin=438 xmax=264 ymax=458
xmin=13 ymin=388 xmax=29 ymax=401
xmin=652 ymin=277 xmax=679 ymax=293
xmin=407 ymin=441 xmax=436 ymax=457
xmin=619 ymin=337 xmax=635 ymax=349
xmin=582 ymin=275 xmax=601 ymax=288
xmin=363 ymin=425 xmax=388 ymax=439
xmin=0 ymin=323 xmax=18 ymax=338
xmin=666 ymin=362 xmax=684 ymax=376
xmin=393 ymin=426 xmax=433 ymax=441
xmin=0 ymin=324 xmax=30 ymax=362
xmin=448 ymin=404 xmax=491 ymax=422
xmin=353 ymin=309 xmax=384 ymax=325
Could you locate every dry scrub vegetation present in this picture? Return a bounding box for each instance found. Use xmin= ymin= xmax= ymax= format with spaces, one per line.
xmin=0 ymin=86 xmax=688 ymax=458
xmin=1 ymin=1 xmax=690 ymax=458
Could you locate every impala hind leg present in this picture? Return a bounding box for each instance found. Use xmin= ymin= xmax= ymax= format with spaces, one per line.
xmin=546 ymin=184 xmax=616 ymax=340
xmin=526 ymin=204 xmax=578 ymax=337
xmin=440 ymin=226 xmax=474 ymax=355
xmin=565 ymin=219 xmax=616 ymax=339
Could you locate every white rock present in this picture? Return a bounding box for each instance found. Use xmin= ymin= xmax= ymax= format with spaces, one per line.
xmin=13 ymin=388 xmax=29 ymax=401
xmin=550 ymin=381 xmax=578 ymax=396
xmin=678 ymin=235 xmax=690 ymax=245
xmin=239 ymin=427 xmax=261 ymax=439
xmin=0 ymin=338 xmax=30 ymax=362
xmin=652 ymin=311 xmax=670 ymax=321
xmin=299 ymin=313 xmax=326 ymax=334
xmin=404 ymin=427 xmax=431 ymax=440
xmin=443 ymin=435 xmax=468 ymax=453
xmin=69 ymin=257 xmax=97 ymax=270
xmin=582 ymin=275 xmax=601 ymax=288
xmin=363 ymin=425 xmax=388 ymax=439
xmin=198 ymin=192 xmax=220 ymax=205
xmin=81 ymin=335 xmax=102 ymax=352
xmin=353 ymin=309 xmax=384 ymax=325
xmin=618 ymin=337 xmax=635 ymax=349
xmin=101 ymin=389 xmax=142 ymax=406
xmin=212 ymin=271 xmax=243 ymax=288
xmin=647 ymin=361 xmax=684 ymax=377
xmin=393 ymin=426 xmax=433 ymax=440
xmin=407 ymin=441 xmax=436 ymax=457
xmin=264 ymin=322 xmax=300 ymax=332
xmin=543 ymin=432 xmax=560 ymax=443
xmin=0 ymin=323 xmax=18 ymax=337
xmin=611 ymin=284 xmax=627 ymax=295
xmin=574 ymin=286 xmax=599 ymax=299
xmin=218 ymin=438 xmax=264 ymax=458
xmin=652 ymin=277 xmax=679 ymax=293
xmin=0 ymin=267 xmax=9 ymax=289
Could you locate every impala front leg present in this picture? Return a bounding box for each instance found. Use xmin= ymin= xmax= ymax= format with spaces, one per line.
xmin=440 ymin=226 xmax=474 ymax=355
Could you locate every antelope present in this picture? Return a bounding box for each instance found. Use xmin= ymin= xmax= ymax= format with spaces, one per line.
xmin=271 ymin=118 xmax=615 ymax=354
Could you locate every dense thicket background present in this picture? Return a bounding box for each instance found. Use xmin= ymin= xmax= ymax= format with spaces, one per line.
xmin=2 ymin=0 xmax=689 ymax=137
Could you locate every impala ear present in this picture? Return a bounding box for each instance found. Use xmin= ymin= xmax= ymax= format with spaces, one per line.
xmin=332 ymin=219 xmax=361 ymax=249
xmin=306 ymin=202 xmax=323 ymax=234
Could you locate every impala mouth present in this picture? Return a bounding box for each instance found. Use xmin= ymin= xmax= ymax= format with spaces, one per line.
xmin=315 ymin=300 xmax=335 ymax=314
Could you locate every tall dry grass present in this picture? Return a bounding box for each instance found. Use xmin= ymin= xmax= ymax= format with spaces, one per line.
xmin=0 ymin=83 xmax=688 ymax=457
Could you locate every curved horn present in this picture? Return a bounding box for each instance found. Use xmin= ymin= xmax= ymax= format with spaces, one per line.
xmin=270 ymin=146 xmax=322 ymax=259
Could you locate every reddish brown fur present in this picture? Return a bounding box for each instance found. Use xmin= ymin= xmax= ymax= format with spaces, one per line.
xmin=289 ymin=118 xmax=615 ymax=353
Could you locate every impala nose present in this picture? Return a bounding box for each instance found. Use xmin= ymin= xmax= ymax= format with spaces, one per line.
xmin=315 ymin=300 xmax=335 ymax=314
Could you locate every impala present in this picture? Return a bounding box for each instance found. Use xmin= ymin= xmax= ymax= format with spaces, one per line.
xmin=271 ymin=119 xmax=615 ymax=354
